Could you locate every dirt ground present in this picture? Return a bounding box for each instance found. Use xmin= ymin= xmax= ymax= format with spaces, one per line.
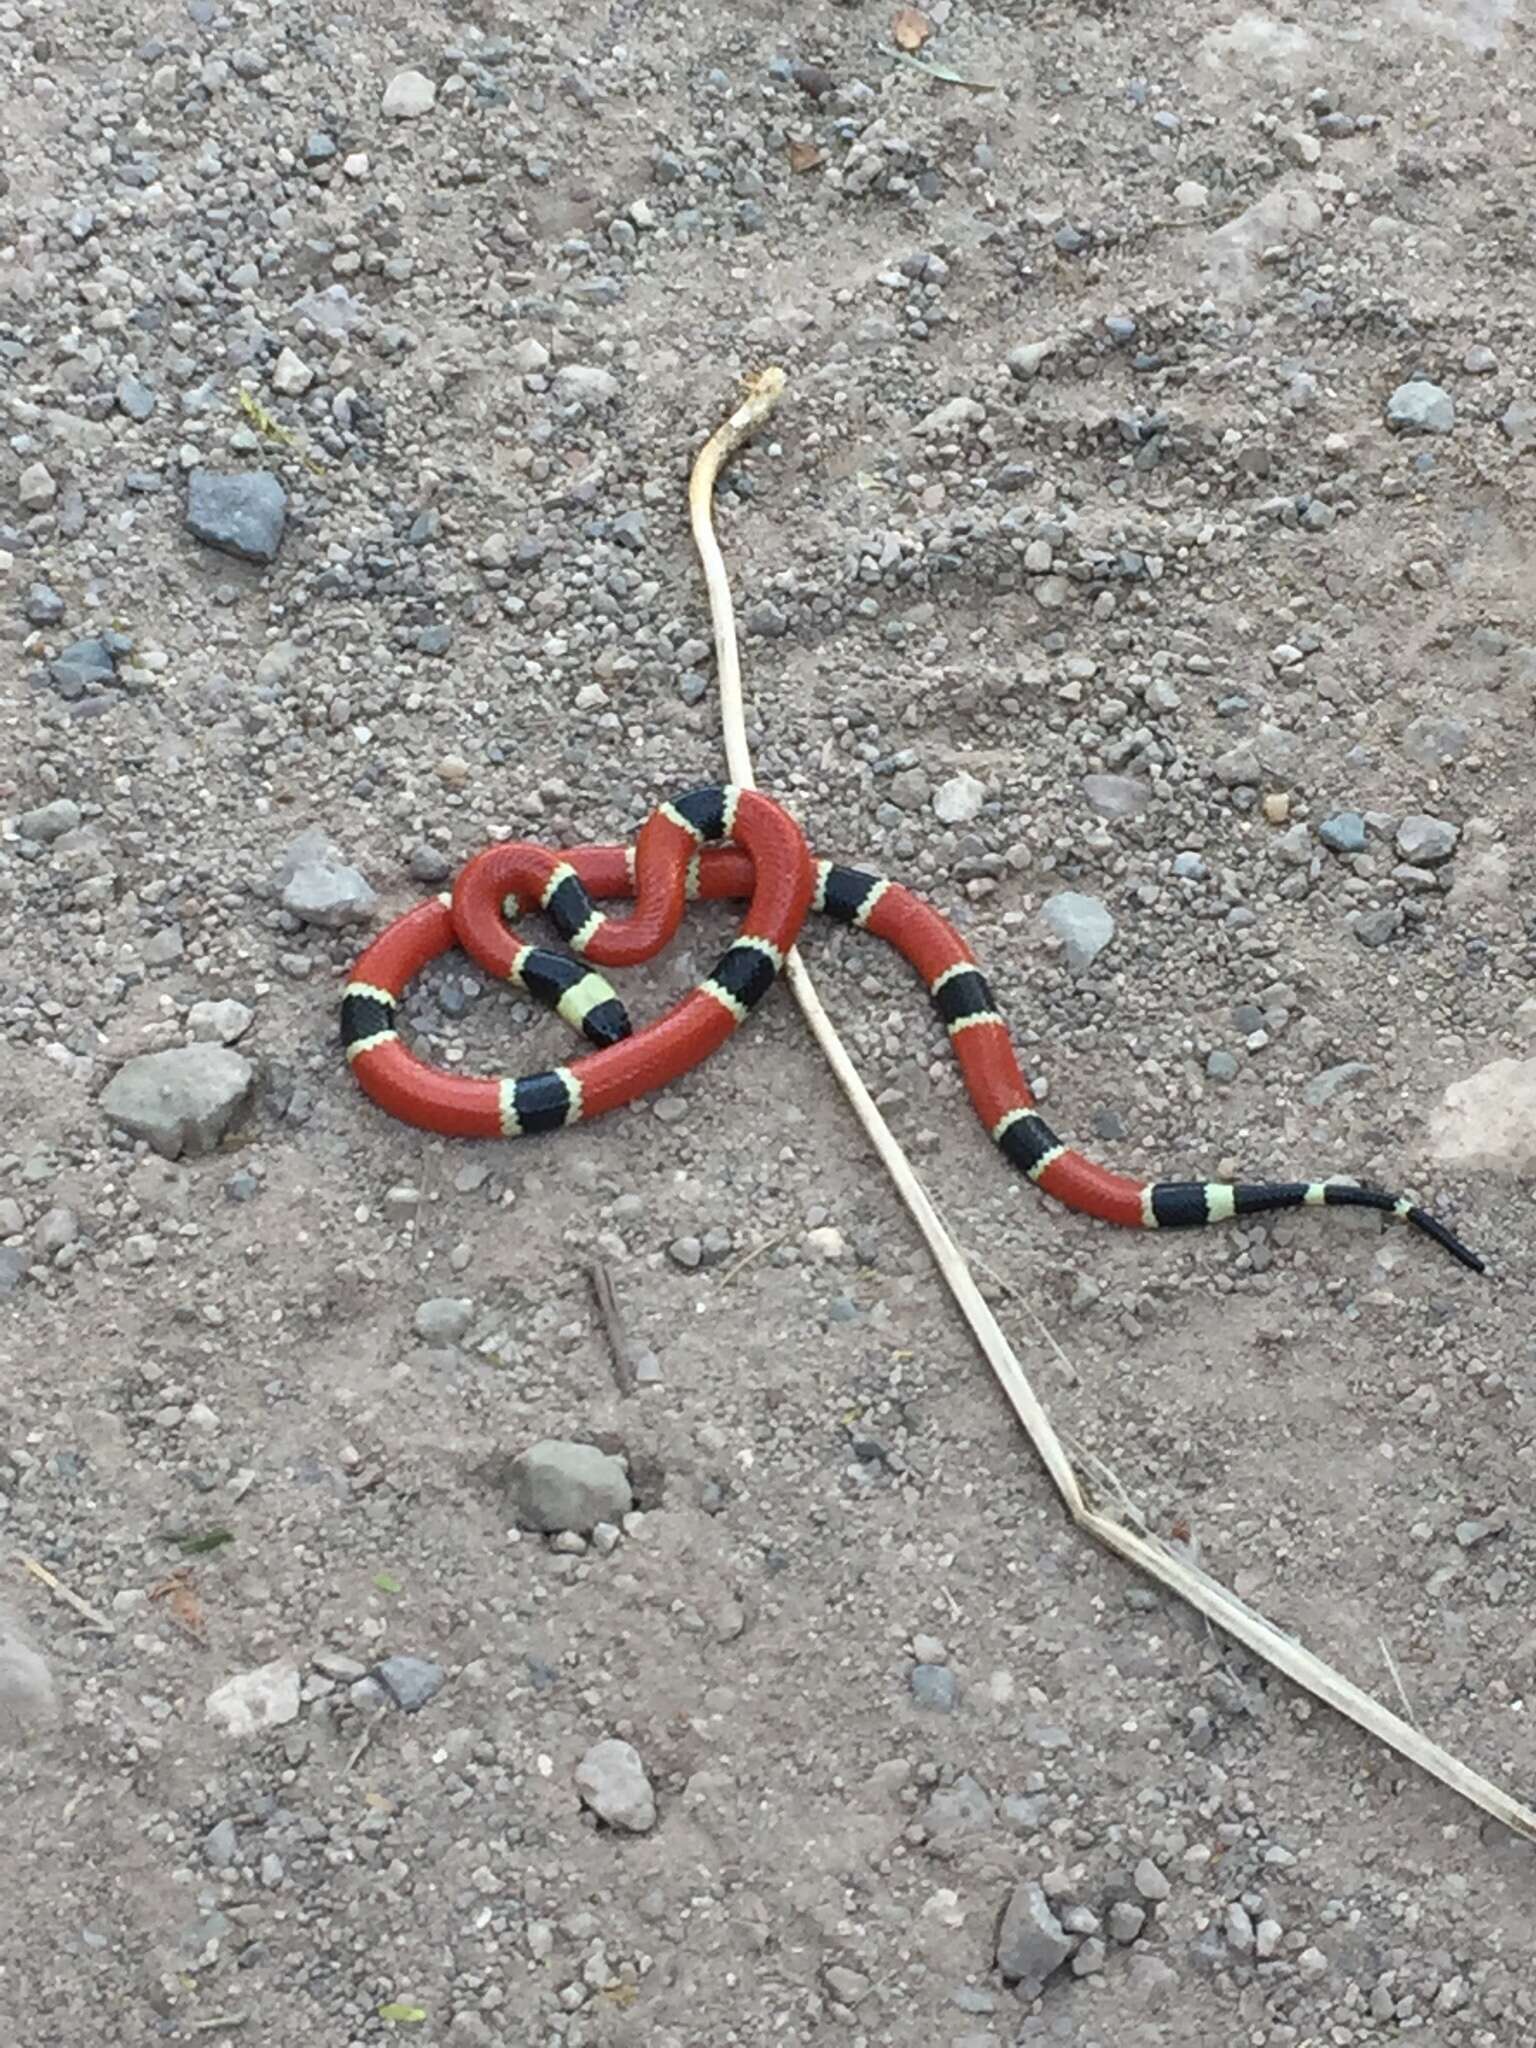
xmin=2 ymin=0 xmax=1534 ymax=2043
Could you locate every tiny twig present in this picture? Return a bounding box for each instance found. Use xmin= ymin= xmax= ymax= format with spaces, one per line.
xmin=346 ymin=1723 xmax=374 ymax=1772
xmin=185 ymin=2017 xmax=249 ymax=2035
xmin=720 ymin=1228 xmax=790 ymax=1285
xmin=17 ymin=1554 xmax=115 ymax=1634
xmin=588 ymin=1258 xmax=656 ymax=1393
xmin=1380 ymin=1635 xmax=1421 ymax=1731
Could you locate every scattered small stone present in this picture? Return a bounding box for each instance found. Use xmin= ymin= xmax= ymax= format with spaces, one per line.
xmin=185 ymin=469 xmax=289 ymax=564
xmin=203 ymin=1819 xmax=240 ymax=1867
xmin=413 ymin=1297 xmax=473 ymax=1343
xmin=933 ymin=771 xmax=985 ymax=824
xmin=1402 ymin=714 xmax=1470 ymax=768
xmin=18 ymin=462 xmax=58 ymax=511
xmin=1134 ymin=1857 xmax=1171 ymax=1902
xmin=382 ymin=69 xmax=437 ymax=118
xmin=0 ymin=1605 xmax=56 ymax=1734
xmin=1500 ymin=399 xmax=1536 ymax=448
xmin=910 ymin=1663 xmax=958 ymax=1711
xmin=995 ymin=1880 xmax=1074 ymax=1990
xmin=553 ymin=363 xmax=618 ymax=408
xmin=100 ymin=1046 xmax=253 ymax=1160
xmin=25 ymin=582 xmax=64 ymax=626
xmin=1396 ymin=813 xmax=1459 ymax=864
xmin=116 ymin=376 xmax=157 ymax=421
xmin=1353 ymin=905 xmax=1402 ymax=949
xmin=1081 ymin=773 xmax=1150 ymax=819
xmin=373 ymin=1655 xmax=446 ymax=1712
xmin=1385 ymin=380 xmax=1454 ymax=435
xmin=1319 ymin=810 xmax=1366 ymax=854
xmin=1041 ymin=891 xmax=1115 ymax=973
xmin=205 ymin=1659 xmax=301 ymax=1737
xmin=187 ymin=999 xmax=254 ymax=1045
xmin=18 ymin=797 xmax=81 ymax=843
xmin=1108 ymin=1901 xmax=1146 ymax=1944
xmin=506 ymin=1440 xmax=633 ymax=1533
xmin=272 ymin=347 xmax=313 ymax=397
xmin=280 ymin=853 xmax=377 ymax=928
xmin=574 ymin=1737 xmax=656 ymax=1832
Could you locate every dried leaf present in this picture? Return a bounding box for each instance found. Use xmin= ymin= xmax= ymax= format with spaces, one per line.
xmin=374 ymin=1569 xmax=403 ymax=1594
xmin=150 ymin=1568 xmax=207 ymax=1640
xmin=787 ymin=139 xmax=823 ymax=174
xmin=892 ymin=6 xmax=933 ymax=51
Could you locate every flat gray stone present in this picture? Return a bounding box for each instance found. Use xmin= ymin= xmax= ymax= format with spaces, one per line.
xmin=1081 ymin=773 xmax=1150 ymax=819
xmin=507 ymin=1440 xmax=632 ymax=1533
xmin=0 ymin=1608 xmax=58 ymax=1737
xmin=910 ymin=1663 xmax=958 ymax=1711
xmin=553 ymin=363 xmax=618 ymax=407
xmin=186 ymin=468 xmax=288 ymax=564
xmin=1319 ymin=810 xmax=1366 ymax=854
xmin=1041 ymin=891 xmax=1115 ymax=974
xmin=382 ymin=68 xmax=436 ymax=118
xmin=574 ymin=1737 xmax=655 ymax=1831
xmin=933 ymin=771 xmax=986 ymax=824
xmin=100 ymin=1045 xmax=253 ymax=1159
xmin=205 ymin=1658 xmax=301 ymax=1737
xmin=0 ymin=1249 xmax=28 ymax=1295
xmin=413 ymin=1297 xmax=473 ymax=1343
xmin=996 ymin=1880 xmax=1074 ymax=1989
xmin=1303 ymin=1061 xmax=1376 ymax=1109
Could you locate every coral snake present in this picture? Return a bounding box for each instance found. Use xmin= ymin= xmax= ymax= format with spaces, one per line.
xmin=341 ymin=784 xmax=1484 ymax=1274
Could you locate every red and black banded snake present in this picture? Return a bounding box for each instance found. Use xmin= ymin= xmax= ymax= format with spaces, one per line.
xmin=341 ymin=782 xmax=1484 ymax=1274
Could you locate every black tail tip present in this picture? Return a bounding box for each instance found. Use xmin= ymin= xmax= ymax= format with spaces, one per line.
xmin=581 ymin=997 xmax=633 ymax=1049
xmin=1406 ymin=1206 xmax=1487 ymax=1276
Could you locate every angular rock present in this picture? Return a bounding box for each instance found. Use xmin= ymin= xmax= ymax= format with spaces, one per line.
xmin=933 ymin=771 xmax=985 ymax=825
xmin=382 ymin=69 xmax=436 ymax=118
xmin=575 ymin=1737 xmax=656 ymax=1832
xmin=373 ymin=1655 xmax=445 ymax=1712
xmin=1385 ymin=380 xmax=1454 ymax=434
xmin=923 ymin=1772 xmax=994 ymax=1845
xmin=553 ymin=363 xmax=618 ymax=408
xmin=100 ymin=1045 xmax=253 ymax=1159
xmin=1319 ymin=810 xmax=1366 ymax=854
xmin=1042 ymin=891 xmax=1115 ymax=974
xmin=280 ymin=859 xmax=376 ymax=928
xmin=18 ymin=462 xmax=58 ymax=511
xmin=996 ymin=1880 xmax=1074 ymax=1989
xmin=205 ymin=1658 xmax=301 ymax=1737
xmin=1430 ymin=1058 xmax=1536 ymax=1174
xmin=506 ymin=1440 xmax=633 ymax=1533
xmin=187 ymin=999 xmax=254 ymax=1045
xmin=414 ymin=1297 xmax=473 ymax=1343
xmin=186 ymin=468 xmax=288 ymax=564
xmin=1396 ymin=813 xmax=1458 ymax=864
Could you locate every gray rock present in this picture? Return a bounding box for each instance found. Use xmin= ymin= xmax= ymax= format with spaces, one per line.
xmin=205 ymin=1658 xmax=301 ymax=1737
xmin=1319 ymin=810 xmax=1366 ymax=854
xmin=1108 ymin=1901 xmax=1146 ymax=1943
xmin=1353 ymin=905 xmax=1403 ymax=948
xmin=996 ymin=1880 xmax=1074 ymax=1990
xmin=49 ymin=638 xmax=116 ymax=694
xmin=1206 ymin=1050 xmax=1239 ymax=1083
xmin=0 ymin=1249 xmax=28 ymax=1295
xmin=574 ymin=1737 xmax=655 ymax=1831
xmin=1396 ymin=813 xmax=1459 ymax=864
xmin=1431 ymin=1057 xmax=1536 ymax=1173
xmin=185 ymin=469 xmax=288 ymax=564
xmin=1005 ymin=340 xmax=1054 ymax=381
xmin=117 ymin=376 xmax=157 ymax=421
xmin=1041 ymin=891 xmax=1115 ymax=974
xmin=187 ymin=999 xmax=254 ymax=1045
xmin=0 ymin=1603 xmax=56 ymax=1734
xmin=1386 ymin=380 xmax=1455 ymax=434
xmin=1134 ymin=1856 xmax=1171 ymax=1902
xmin=1402 ymin=714 xmax=1470 ymax=768
xmin=1500 ymin=399 xmax=1536 ymax=447
xmin=923 ymin=1772 xmax=994 ymax=1843
xmin=25 ymin=582 xmax=64 ymax=625
xmin=553 ymin=363 xmax=618 ymax=407
xmin=203 ymin=1819 xmax=240 ymax=1867
xmin=909 ymin=1663 xmax=957 ymax=1711
xmin=373 ymin=1655 xmax=446 ymax=1712
xmin=18 ymin=461 xmax=57 ymax=511
xmin=18 ymin=798 xmax=81 ymax=843
xmin=413 ymin=1297 xmax=473 ymax=1343
xmin=507 ymin=1440 xmax=633 ymax=1533
xmin=382 ymin=68 xmax=436 ymax=118
xmin=281 ymin=859 xmax=377 ymax=928
xmin=1081 ymin=773 xmax=1150 ymax=819
xmin=933 ymin=771 xmax=985 ymax=824
xmin=100 ymin=1046 xmax=253 ymax=1159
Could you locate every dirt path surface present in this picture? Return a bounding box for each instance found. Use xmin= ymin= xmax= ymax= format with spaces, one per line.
xmin=3 ymin=1 xmax=1534 ymax=2043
